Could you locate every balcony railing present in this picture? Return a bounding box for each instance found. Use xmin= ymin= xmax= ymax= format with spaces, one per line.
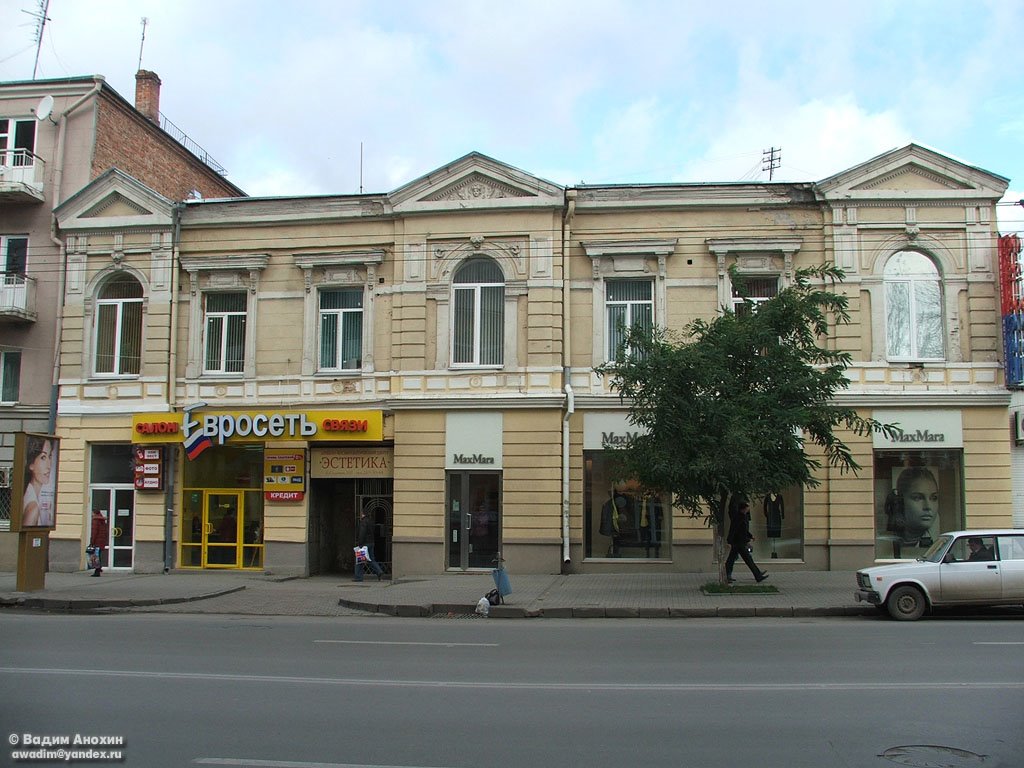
xmin=0 ymin=272 xmax=37 ymax=321
xmin=0 ymin=149 xmax=46 ymax=203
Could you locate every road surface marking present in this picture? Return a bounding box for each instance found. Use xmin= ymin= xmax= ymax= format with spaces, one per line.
xmin=2 ymin=668 xmax=1023 ymax=692
xmin=314 ymin=640 xmax=498 ymax=647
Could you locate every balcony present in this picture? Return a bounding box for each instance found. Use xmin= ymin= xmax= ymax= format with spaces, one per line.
xmin=0 ymin=150 xmax=46 ymax=204
xmin=0 ymin=273 xmax=37 ymax=322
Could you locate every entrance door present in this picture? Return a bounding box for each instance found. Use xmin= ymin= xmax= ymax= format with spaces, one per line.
xmin=89 ymin=486 xmax=135 ymax=569
xmin=356 ymin=478 xmax=393 ymax=573
xmin=205 ymin=492 xmax=241 ymax=568
xmin=181 ymin=489 xmax=255 ymax=568
xmin=447 ymin=471 xmax=501 ymax=570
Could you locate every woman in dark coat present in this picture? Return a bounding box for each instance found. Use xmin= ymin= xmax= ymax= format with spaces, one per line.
xmin=725 ymin=500 xmax=768 ymax=583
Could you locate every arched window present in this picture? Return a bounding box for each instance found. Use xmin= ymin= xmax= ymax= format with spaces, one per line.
xmin=452 ymin=257 xmax=504 ymax=366
xmin=94 ymin=273 xmax=143 ymax=375
xmin=884 ymin=250 xmax=943 ymax=361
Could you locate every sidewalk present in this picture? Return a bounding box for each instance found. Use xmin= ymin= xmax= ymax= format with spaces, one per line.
xmin=0 ymin=569 xmax=872 ymax=618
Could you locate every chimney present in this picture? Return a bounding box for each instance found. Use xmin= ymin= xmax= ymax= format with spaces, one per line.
xmin=135 ymin=70 xmax=162 ymax=124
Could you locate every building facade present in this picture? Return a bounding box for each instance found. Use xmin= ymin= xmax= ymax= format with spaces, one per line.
xmin=46 ymin=146 xmax=1014 ymax=577
xmin=0 ymin=73 xmax=244 ymax=569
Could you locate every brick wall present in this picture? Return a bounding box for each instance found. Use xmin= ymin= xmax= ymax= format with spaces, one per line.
xmin=92 ymin=91 xmax=242 ymax=202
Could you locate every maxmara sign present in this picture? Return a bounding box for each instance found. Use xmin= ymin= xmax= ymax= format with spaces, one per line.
xmin=132 ymin=410 xmax=384 ymax=446
xmin=872 ymin=410 xmax=963 ymax=449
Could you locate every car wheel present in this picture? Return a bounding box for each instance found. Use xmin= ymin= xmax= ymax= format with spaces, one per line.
xmin=886 ymin=585 xmax=926 ymax=621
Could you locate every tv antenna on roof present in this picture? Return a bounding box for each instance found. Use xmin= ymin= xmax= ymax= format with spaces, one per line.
xmin=138 ymin=17 xmax=148 ymax=70
xmin=762 ymin=146 xmax=781 ymax=181
xmin=28 ymin=0 xmax=51 ymax=79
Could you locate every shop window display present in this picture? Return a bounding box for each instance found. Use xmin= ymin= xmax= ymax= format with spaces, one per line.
xmin=874 ymin=449 xmax=963 ymax=559
xmin=585 ymin=451 xmax=669 ymax=559
xmin=747 ymin=487 xmax=804 ymax=561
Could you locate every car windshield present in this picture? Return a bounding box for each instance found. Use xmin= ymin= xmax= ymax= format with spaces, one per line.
xmin=921 ymin=534 xmax=953 ymax=563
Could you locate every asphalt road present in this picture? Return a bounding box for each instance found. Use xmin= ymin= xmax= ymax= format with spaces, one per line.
xmin=1 ymin=613 xmax=1022 ymax=768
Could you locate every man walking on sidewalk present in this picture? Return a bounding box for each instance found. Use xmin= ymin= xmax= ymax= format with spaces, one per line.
xmin=726 ymin=500 xmax=768 ymax=583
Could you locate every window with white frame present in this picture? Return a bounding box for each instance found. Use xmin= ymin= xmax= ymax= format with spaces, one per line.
xmin=452 ymin=257 xmax=504 ymax=367
xmin=1 ymin=350 xmax=20 ymax=402
xmin=606 ymin=280 xmax=653 ymax=360
xmin=731 ymin=275 xmax=779 ymax=317
xmin=204 ymin=292 xmax=246 ymax=373
xmin=319 ymin=288 xmax=363 ymax=371
xmin=884 ymin=250 xmax=943 ymax=361
xmin=0 ymin=119 xmax=36 ymax=168
xmin=2 ymin=235 xmax=28 ymax=276
xmin=94 ymin=274 xmax=143 ymax=376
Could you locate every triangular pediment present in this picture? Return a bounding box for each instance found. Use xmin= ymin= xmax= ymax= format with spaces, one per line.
xmin=82 ymin=191 xmax=154 ymax=218
xmin=55 ymin=168 xmax=174 ymax=231
xmin=390 ymin=152 xmax=563 ymax=212
xmin=817 ymin=144 xmax=1008 ymax=201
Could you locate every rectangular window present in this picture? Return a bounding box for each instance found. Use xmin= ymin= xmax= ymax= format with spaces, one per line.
xmin=453 ymin=284 xmax=504 ymax=366
xmin=606 ymin=280 xmax=653 ymax=360
xmin=319 ymin=288 xmax=363 ymax=370
xmin=874 ymin=450 xmax=963 ymax=560
xmin=204 ymin=292 xmax=246 ymax=373
xmin=95 ymin=299 xmax=142 ymax=375
xmin=0 ymin=119 xmax=35 ymax=167
xmin=2 ymin=235 xmax=28 ymax=276
xmin=1 ymin=350 xmax=20 ymax=402
xmin=731 ymin=275 xmax=778 ymax=316
xmin=584 ymin=451 xmax=670 ymax=560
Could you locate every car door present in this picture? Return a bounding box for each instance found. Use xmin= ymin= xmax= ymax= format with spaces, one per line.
xmin=996 ymin=535 xmax=1024 ymax=600
xmin=937 ymin=536 xmax=1001 ymax=603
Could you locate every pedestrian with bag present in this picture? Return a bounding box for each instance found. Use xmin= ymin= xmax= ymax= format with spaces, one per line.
xmin=89 ymin=508 xmax=109 ymax=577
xmin=725 ymin=499 xmax=768 ymax=583
xmin=354 ymin=508 xmax=384 ymax=582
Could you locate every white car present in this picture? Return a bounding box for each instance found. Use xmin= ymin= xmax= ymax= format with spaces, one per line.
xmin=855 ymin=530 xmax=1024 ymax=620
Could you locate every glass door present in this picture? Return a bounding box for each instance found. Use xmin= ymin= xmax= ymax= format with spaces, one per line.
xmin=206 ymin=492 xmax=241 ymax=568
xmin=89 ymin=486 xmax=135 ymax=569
xmin=446 ymin=471 xmax=501 ymax=570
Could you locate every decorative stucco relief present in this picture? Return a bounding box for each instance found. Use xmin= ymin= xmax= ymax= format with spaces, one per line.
xmin=429 ymin=236 xmax=527 ymax=283
xmin=423 ymin=173 xmax=531 ymax=202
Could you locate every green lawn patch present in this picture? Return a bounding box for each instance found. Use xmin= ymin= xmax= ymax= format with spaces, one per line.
xmin=701 ymin=582 xmax=779 ymax=595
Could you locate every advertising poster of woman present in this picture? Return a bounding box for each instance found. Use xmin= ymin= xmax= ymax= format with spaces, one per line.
xmin=880 ymin=466 xmax=943 ymax=559
xmin=12 ymin=432 xmax=60 ymax=531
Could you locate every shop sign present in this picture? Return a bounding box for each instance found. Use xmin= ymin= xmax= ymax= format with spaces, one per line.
xmin=133 ymin=445 xmax=164 ymax=491
xmin=445 ymin=412 xmax=503 ymax=470
xmin=583 ymin=412 xmax=648 ymax=451
xmin=264 ymin=449 xmax=305 ymax=500
xmin=872 ymin=410 xmax=963 ymax=449
xmin=311 ymin=447 xmax=394 ymax=478
xmin=131 ymin=411 xmax=385 ymax=455
xmin=266 ymin=491 xmax=304 ymax=502
xmin=452 ymin=453 xmax=496 ymax=465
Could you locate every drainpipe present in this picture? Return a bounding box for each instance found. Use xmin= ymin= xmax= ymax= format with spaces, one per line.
xmin=560 ymin=190 xmax=577 ymax=567
xmin=163 ymin=204 xmax=184 ymax=572
xmin=47 ymin=79 xmax=103 ymax=433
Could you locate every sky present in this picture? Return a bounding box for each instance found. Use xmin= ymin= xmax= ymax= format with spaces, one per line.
xmin=2 ymin=0 xmax=1022 ymax=233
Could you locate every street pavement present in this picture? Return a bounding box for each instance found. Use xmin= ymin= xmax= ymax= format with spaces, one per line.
xmin=0 ymin=568 xmax=874 ymax=618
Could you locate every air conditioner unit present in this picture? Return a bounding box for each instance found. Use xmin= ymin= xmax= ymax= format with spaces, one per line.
xmin=1015 ymin=411 xmax=1024 ymax=446
xmin=0 ymin=466 xmax=12 ymax=488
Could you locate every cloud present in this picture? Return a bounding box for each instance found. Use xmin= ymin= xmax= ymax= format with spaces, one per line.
xmin=678 ymin=96 xmax=910 ymax=183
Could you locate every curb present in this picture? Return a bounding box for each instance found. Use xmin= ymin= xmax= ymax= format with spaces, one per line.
xmin=0 ymin=585 xmax=247 ymax=612
xmin=337 ymin=598 xmax=877 ymax=619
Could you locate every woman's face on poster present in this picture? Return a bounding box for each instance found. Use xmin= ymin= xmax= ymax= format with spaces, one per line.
xmin=902 ymin=475 xmax=938 ymax=536
xmin=29 ymin=441 xmax=53 ymax=485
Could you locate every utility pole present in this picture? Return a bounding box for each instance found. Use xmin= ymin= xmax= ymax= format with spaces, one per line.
xmin=29 ymin=0 xmax=50 ymax=79
xmin=762 ymin=146 xmax=781 ymax=181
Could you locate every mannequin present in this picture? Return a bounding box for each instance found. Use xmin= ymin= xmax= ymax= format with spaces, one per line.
xmin=764 ymin=492 xmax=784 ymax=558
